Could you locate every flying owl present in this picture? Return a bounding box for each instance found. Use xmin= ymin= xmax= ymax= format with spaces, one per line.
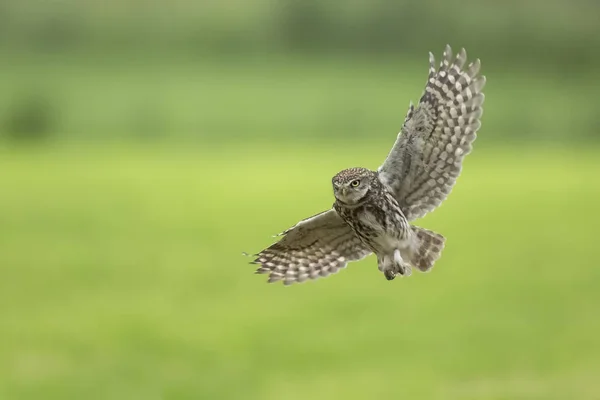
xmin=250 ymin=45 xmax=486 ymax=285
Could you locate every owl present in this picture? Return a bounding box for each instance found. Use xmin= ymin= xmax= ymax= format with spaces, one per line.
xmin=250 ymin=45 xmax=486 ymax=285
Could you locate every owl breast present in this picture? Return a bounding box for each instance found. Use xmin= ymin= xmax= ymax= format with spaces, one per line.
xmin=335 ymin=190 xmax=410 ymax=255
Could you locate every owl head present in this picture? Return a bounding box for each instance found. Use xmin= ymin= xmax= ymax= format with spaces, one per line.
xmin=332 ymin=167 xmax=376 ymax=205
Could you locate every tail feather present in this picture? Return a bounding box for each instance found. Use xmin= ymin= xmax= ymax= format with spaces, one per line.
xmin=409 ymin=226 xmax=445 ymax=272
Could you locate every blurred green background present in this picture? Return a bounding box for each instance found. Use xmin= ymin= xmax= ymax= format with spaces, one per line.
xmin=1 ymin=1 xmax=600 ymax=399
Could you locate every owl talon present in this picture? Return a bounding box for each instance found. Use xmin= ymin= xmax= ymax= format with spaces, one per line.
xmin=383 ymin=263 xmax=411 ymax=280
xmin=384 ymin=269 xmax=396 ymax=280
xmin=398 ymin=264 xmax=412 ymax=276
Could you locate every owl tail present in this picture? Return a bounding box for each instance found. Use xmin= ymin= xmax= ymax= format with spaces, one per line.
xmin=409 ymin=226 xmax=446 ymax=272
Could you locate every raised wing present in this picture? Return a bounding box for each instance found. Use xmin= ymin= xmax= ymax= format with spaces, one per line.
xmin=251 ymin=209 xmax=371 ymax=285
xmin=378 ymin=45 xmax=486 ymax=221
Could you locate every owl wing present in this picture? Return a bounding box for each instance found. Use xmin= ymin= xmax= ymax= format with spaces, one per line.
xmin=252 ymin=209 xmax=372 ymax=285
xmin=378 ymin=45 xmax=486 ymax=221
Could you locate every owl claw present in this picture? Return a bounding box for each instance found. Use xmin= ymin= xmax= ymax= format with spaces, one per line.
xmin=384 ymin=269 xmax=396 ymax=280
xmin=383 ymin=263 xmax=411 ymax=280
xmin=399 ymin=264 xmax=412 ymax=277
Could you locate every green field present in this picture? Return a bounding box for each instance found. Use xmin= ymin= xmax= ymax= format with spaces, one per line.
xmin=0 ymin=144 xmax=599 ymax=399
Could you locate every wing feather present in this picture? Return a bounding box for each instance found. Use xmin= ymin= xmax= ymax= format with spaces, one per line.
xmin=378 ymin=45 xmax=486 ymax=221
xmin=252 ymin=209 xmax=371 ymax=285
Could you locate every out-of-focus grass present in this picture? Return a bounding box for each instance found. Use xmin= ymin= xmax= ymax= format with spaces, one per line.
xmin=0 ymin=143 xmax=599 ymax=399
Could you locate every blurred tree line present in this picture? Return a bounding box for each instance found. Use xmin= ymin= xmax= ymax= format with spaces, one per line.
xmin=2 ymin=0 xmax=598 ymax=69
xmin=0 ymin=0 xmax=598 ymax=143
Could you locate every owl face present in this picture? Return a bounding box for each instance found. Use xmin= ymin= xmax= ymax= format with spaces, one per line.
xmin=332 ymin=167 xmax=373 ymax=205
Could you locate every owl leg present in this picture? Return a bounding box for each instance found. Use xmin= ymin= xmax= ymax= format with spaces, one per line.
xmin=377 ymin=256 xmax=385 ymax=272
xmin=377 ymin=255 xmax=395 ymax=280
xmin=393 ymin=249 xmax=412 ymax=277
xmin=379 ymin=250 xmax=411 ymax=281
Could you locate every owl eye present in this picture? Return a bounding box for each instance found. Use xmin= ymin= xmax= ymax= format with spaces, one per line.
xmin=350 ymin=180 xmax=360 ymax=187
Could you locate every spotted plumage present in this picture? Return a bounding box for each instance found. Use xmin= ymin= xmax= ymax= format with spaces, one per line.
xmin=250 ymin=45 xmax=485 ymax=285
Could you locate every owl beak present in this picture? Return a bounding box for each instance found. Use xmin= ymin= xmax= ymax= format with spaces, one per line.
xmin=341 ymin=187 xmax=348 ymax=197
